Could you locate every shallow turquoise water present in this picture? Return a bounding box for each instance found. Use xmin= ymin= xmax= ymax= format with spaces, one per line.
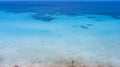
xmin=0 ymin=11 xmax=120 ymax=66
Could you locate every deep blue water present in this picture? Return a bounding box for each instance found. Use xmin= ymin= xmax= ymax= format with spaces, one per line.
xmin=0 ymin=1 xmax=120 ymax=21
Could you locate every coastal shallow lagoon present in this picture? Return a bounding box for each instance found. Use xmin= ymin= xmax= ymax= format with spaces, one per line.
xmin=0 ymin=1 xmax=120 ymax=67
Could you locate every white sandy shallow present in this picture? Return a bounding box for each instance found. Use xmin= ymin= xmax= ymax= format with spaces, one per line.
xmin=0 ymin=11 xmax=120 ymax=66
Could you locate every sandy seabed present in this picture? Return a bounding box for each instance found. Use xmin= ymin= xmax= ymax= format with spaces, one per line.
xmin=0 ymin=60 xmax=115 ymax=67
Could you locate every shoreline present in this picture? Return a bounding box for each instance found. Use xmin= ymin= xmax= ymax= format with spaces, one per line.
xmin=0 ymin=60 xmax=116 ymax=67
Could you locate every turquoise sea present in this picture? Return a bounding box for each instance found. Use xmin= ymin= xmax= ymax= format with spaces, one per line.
xmin=0 ymin=1 xmax=120 ymax=67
